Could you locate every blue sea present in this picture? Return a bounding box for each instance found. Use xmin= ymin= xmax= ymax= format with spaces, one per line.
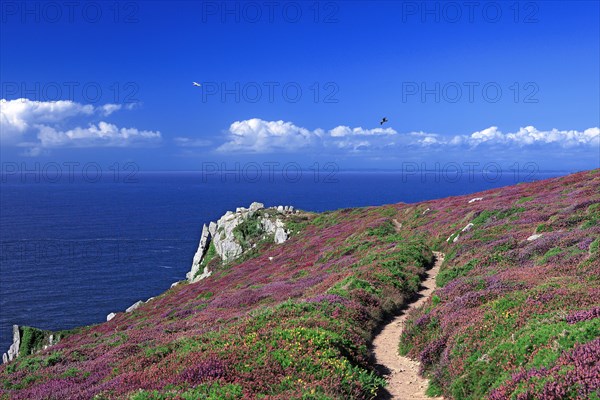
xmin=0 ymin=170 xmax=566 ymax=352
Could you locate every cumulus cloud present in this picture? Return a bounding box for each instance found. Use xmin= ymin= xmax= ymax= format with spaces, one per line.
xmin=0 ymin=98 xmax=160 ymax=154
xmin=504 ymin=126 xmax=599 ymax=147
xmin=36 ymin=122 xmax=161 ymax=148
xmin=217 ymin=118 xmax=321 ymax=153
xmin=420 ymin=126 xmax=600 ymax=148
xmin=1 ymin=98 xmax=94 ymax=139
xmin=216 ymin=118 xmax=599 ymax=154
xmin=329 ymin=126 xmax=397 ymax=137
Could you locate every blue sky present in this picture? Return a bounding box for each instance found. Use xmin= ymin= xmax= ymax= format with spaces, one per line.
xmin=1 ymin=0 xmax=599 ymax=172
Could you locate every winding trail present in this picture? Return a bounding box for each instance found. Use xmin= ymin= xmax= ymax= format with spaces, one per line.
xmin=372 ymin=251 xmax=445 ymax=399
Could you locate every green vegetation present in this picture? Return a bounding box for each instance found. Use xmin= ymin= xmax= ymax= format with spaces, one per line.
xmin=591 ymin=237 xmax=600 ymax=254
xmin=130 ymin=383 xmax=244 ymax=400
xmin=516 ymin=196 xmax=535 ymax=204
xmin=436 ymin=259 xmax=478 ymax=287
xmin=232 ymin=212 xmax=264 ymax=250
xmin=366 ymin=220 xmax=396 ymax=237
xmin=19 ymin=327 xmax=47 ymax=357
xmin=535 ymin=223 xmax=553 ymax=233
xmin=194 ymin=241 xmax=217 ymax=279
xmin=538 ymin=247 xmax=563 ymax=264
xmin=2 ymin=170 xmax=598 ymax=400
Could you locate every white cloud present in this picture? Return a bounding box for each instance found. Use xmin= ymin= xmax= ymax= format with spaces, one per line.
xmin=217 ymin=118 xmax=400 ymax=153
xmin=216 ymin=119 xmax=600 ymax=154
xmin=1 ymin=98 xmax=94 ymax=139
xmin=36 ymin=122 xmax=161 ymax=148
xmin=217 ymin=118 xmax=319 ymax=153
xmin=469 ymin=126 xmax=503 ymax=143
xmin=174 ymin=137 xmax=212 ymax=147
xmin=0 ymin=98 xmax=159 ymax=154
xmin=100 ymin=104 xmax=122 ymax=116
xmin=504 ymin=126 xmax=600 ymax=147
xmin=410 ymin=131 xmax=441 ymax=146
xmin=442 ymin=126 xmax=600 ymax=148
xmin=329 ymin=126 xmax=397 ymax=137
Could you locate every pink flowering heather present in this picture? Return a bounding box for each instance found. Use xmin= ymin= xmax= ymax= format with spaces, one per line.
xmin=1 ymin=169 xmax=598 ymax=399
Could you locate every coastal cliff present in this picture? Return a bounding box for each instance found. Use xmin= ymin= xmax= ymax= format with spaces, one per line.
xmin=2 ymin=325 xmax=59 ymax=365
xmin=1 ymin=170 xmax=598 ymax=399
xmin=186 ymin=202 xmax=297 ymax=282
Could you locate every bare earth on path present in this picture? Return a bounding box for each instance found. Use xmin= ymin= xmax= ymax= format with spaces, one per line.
xmin=372 ymin=251 xmax=445 ymax=400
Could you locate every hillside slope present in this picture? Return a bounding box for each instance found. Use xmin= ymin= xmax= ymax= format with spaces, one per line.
xmin=397 ymin=169 xmax=599 ymax=399
xmin=1 ymin=169 xmax=598 ymax=399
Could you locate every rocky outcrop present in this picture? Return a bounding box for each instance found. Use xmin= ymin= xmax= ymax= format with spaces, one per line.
xmin=126 ymin=301 xmax=144 ymax=313
xmin=187 ymin=202 xmax=296 ymax=282
xmin=462 ymin=223 xmax=474 ymax=232
xmin=2 ymin=325 xmax=20 ymax=364
xmin=187 ymin=224 xmax=213 ymax=281
xmin=527 ymin=233 xmax=543 ymax=241
xmin=212 ymin=212 xmax=244 ymax=262
xmin=2 ymin=325 xmax=58 ymax=364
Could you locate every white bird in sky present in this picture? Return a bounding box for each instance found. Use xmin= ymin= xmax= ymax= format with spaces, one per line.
xmin=192 ymin=82 xmax=201 ymax=87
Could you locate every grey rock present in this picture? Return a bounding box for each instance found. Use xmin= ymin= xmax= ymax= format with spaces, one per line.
xmin=527 ymin=234 xmax=543 ymax=241
xmin=261 ymin=217 xmax=277 ymax=234
xmin=107 ymin=313 xmax=116 ymax=321
xmin=187 ymin=224 xmax=211 ymax=281
xmin=3 ymin=325 xmax=20 ymax=363
xmin=274 ymin=227 xmax=288 ymax=244
xmin=186 ymin=202 xmax=294 ymax=282
xmin=195 ymin=266 xmax=212 ymax=281
xmin=208 ymin=221 xmax=217 ymax=237
xmin=453 ymin=234 xmax=460 ymax=243
xmin=462 ymin=223 xmax=474 ymax=232
xmin=43 ymin=335 xmax=55 ymax=350
xmin=126 ymin=301 xmax=144 ymax=313
xmin=212 ymin=212 xmax=243 ymax=262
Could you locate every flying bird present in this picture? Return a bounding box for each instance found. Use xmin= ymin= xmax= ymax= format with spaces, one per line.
xmin=192 ymin=82 xmax=201 ymax=87
xmin=380 ymin=117 xmax=388 ymax=125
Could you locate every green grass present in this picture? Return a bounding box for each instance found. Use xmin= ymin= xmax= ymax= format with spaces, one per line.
xmin=516 ymin=196 xmax=535 ymax=204
xmin=536 ymin=223 xmax=553 ymax=233
xmin=18 ymin=327 xmax=47 ymax=357
xmin=450 ymin=316 xmax=599 ymax=400
xmin=436 ymin=259 xmax=479 ymax=287
xmin=366 ymin=220 xmax=396 ymax=237
xmin=232 ymin=212 xmax=264 ymax=250
xmin=130 ymin=383 xmax=244 ymax=400
xmin=195 ymin=242 xmax=217 ymax=279
xmin=590 ymin=237 xmax=600 ymax=254
xmin=538 ymin=247 xmax=563 ymax=264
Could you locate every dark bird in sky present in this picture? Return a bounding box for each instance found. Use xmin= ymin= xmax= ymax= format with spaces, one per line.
xmin=380 ymin=117 xmax=388 ymax=125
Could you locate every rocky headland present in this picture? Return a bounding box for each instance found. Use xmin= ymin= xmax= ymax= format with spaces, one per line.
xmin=1 ymin=170 xmax=598 ymax=399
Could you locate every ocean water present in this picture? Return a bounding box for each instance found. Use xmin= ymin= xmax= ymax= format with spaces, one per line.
xmin=0 ymin=171 xmax=564 ymax=353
